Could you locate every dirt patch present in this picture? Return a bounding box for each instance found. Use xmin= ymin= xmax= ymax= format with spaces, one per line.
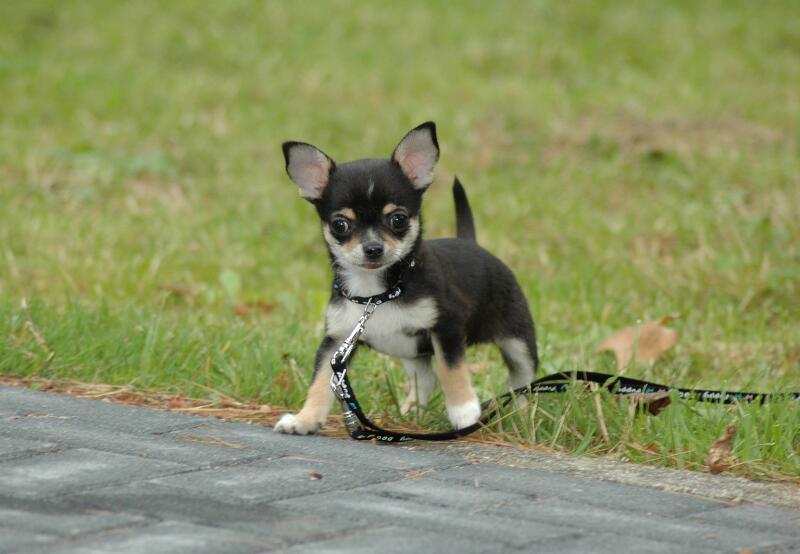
xmin=125 ymin=177 xmax=189 ymax=213
xmin=0 ymin=374 xmax=325 ymax=431
xmin=543 ymin=114 xmax=789 ymax=162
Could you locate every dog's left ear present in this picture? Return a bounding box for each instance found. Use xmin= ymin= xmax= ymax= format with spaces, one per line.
xmin=391 ymin=121 xmax=439 ymax=190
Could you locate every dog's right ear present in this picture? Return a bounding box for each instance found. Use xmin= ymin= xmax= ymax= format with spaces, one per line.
xmin=282 ymin=142 xmax=336 ymax=202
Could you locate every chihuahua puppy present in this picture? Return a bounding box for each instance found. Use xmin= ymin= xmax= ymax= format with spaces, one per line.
xmin=274 ymin=122 xmax=538 ymax=434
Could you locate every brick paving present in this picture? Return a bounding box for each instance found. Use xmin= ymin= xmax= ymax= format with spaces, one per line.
xmin=1 ymin=385 xmax=798 ymax=553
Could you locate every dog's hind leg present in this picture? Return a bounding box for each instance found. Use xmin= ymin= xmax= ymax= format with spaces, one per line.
xmin=496 ymin=336 xmax=536 ymax=391
xmin=400 ymin=356 xmax=436 ymax=415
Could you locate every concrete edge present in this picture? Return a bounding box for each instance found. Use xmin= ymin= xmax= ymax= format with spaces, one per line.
xmin=403 ymin=441 xmax=800 ymax=511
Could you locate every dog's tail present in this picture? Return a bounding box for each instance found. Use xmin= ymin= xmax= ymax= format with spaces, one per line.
xmin=453 ymin=177 xmax=476 ymax=242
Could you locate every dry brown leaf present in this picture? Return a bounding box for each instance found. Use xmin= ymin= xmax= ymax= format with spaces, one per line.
xmin=595 ymin=315 xmax=680 ymax=368
xmin=176 ymin=435 xmax=248 ymax=449
xmin=234 ymin=301 xmax=275 ymax=318
xmin=704 ymin=426 xmax=737 ymax=474
xmin=158 ymin=283 xmax=192 ymax=298
xmin=309 ymin=471 xmax=323 ymax=480
xmin=9 ymin=412 xmax=72 ymax=420
xmin=168 ymin=397 xmax=187 ymax=409
xmin=271 ymin=368 xmax=292 ymax=392
xmin=403 ymin=468 xmax=433 ymax=479
xmin=630 ymin=391 xmax=672 ymax=415
xmin=643 ymin=443 xmax=661 ymax=455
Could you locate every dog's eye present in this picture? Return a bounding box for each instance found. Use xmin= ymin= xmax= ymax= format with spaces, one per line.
xmin=389 ymin=212 xmax=408 ymax=232
xmin=330 ymin=217 xmax=352 ymax=237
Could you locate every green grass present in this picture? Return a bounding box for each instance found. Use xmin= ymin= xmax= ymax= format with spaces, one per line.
xmin=1 ymin=0 xmax=798 ymax=479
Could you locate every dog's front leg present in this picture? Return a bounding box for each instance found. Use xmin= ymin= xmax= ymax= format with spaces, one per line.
xmin=431 ymin=334 xmax=481 ymax=429
xmin=274 ymin=336 xmax=339 ymax=435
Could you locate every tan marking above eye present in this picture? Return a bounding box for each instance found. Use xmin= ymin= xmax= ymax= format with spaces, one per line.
xmin=382 ymin=203 xmax=399 ymax=215
xmin=335 ymin=208 xmax=356 ymax=220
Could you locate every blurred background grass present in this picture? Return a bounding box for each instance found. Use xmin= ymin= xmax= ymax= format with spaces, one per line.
xmin=1 ymin=0 xmax=798 ymax=476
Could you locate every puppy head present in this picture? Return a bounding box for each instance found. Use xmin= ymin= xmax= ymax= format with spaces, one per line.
xmin=282 ymin=122 xmax=439 ymax=271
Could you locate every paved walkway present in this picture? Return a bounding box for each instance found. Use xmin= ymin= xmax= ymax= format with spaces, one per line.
xmin=0 ymin=385 xmax=798 ymax=554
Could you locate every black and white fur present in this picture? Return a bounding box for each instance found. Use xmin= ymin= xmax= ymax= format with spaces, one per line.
xmin=274 ymin=122 xmax=538 ymax=434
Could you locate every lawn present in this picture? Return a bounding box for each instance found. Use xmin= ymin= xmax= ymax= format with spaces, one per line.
xmin=1 ymin=1 xmax=798 ymax=479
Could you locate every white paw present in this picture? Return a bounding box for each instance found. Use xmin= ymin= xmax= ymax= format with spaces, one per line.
xmin=446 ymin=399 xmax=481 ymax=429
xmin=273 ymin=413 xmax=322 ymax=435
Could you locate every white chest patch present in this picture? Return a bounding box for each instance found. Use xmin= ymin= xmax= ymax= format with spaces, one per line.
xmin=337 ymin=265 xmax=388 ymax=297
xmin=326 ymin=298 xmax=438 ymax=359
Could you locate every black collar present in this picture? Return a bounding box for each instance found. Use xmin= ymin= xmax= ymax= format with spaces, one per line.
xmin=333 ymin=257 xmax=417 ymax=305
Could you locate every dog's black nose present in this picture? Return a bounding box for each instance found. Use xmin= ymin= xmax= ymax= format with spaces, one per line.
xmin=363 ymin=242 xmax=384 ymax=260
